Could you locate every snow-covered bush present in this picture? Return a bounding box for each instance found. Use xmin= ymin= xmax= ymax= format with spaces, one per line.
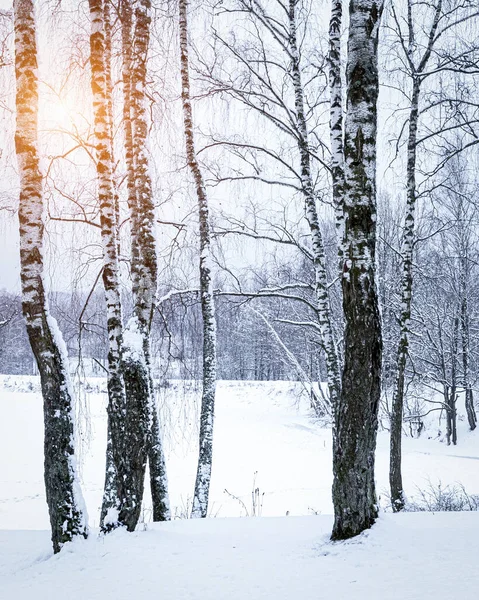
xmin=405 ymin=482 xmax=479 ymax=512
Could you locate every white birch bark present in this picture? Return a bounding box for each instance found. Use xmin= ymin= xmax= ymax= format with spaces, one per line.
xmin=14 ymin=0 xmax=87 ymax=553
xmin=179 ymin=0 xmax=217 ymax=519
xmin=389 ymin=0 xmax=442 ymax=513
xmin=252 ymin=308 xmax=328 ymax=416
xmin=460 ymin=235 xmax=476 ymax=431
xmin=288 ymin=0 xmax=341 ymax=415
xmin=127 ymin=0 xmax=170 ymax=522
xmin=88 ymin=0 xmax=140 ymax=531
xmin=99 ymin=0 xmax=125 ymax=530
xmin=328 ymin=0 xmax=345 ymax=261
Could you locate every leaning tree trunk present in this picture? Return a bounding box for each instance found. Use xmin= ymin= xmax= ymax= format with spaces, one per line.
xmin=179 ymin=0 xmax=217 ymax=519
xmin=288 ymin=0 xmax=341 ymax=414
xmin=331 ymin=0 xmax=384 ymax=541
xmin=14 ymin=0 xmax=87 ymax=553
xmin=127 ymin=0 xmax=170 ymax=522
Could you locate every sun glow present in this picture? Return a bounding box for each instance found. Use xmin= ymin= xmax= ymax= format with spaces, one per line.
xmin=46 ymin=91 xmax=89 ymax=131
xmin=40 ymin=79 xmax=93 ymax=167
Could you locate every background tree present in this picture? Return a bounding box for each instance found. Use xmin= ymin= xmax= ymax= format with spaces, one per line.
xmin=179 ymin=0 xmax=218 ymax=519
xmin=385 ymin=0 xmax=479 ymax=510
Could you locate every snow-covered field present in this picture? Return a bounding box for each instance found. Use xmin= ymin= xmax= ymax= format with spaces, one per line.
xmin=1 ymin=376 xmax=478 ymax=599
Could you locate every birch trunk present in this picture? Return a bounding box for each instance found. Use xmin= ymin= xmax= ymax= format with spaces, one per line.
xmin=130 ymin=0 xmax=157 ymax=333
xmin=120 ymin=0 xmax=140 ymax=283
xmin=331 ymin=0 xmax=384 ymax=541
xmin=446 ymin=315 xmax=459 ymax=446
xmin=461 ymin=267 xmax=477 ymax=431
xmin=124 ymin=0 xmax=170 ymax=522
xmin=117 ymin=1 xmax=150 ymax=530
xmin=458 ymin=189 xmax=476 ymax=431
xmin=388 ymin=82 xmax=419 ymax=512
xmin=100 ymin=4 xmax=117 ymax=520
xmin=389 ymin=0 xmax=442 ymax=512
xmin=14 ymin=0 xmax=87 ymax=553
xmin=95 ymin=0 xmax=128 ymax=531
xmin=328 ymin=0 xmax=345 ymax=261
xmin=89 ymin=0 xmax=145 ymax=531
xmin=179 ymin=0 xmax=217 ymax=519
xmin=288 ymin=0 xmax=341 ymax=414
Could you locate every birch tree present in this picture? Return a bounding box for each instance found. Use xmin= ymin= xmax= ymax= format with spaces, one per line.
xmin=288 ymin=0 xmax=341 ymax=412
xmin=88 ymin=0 xmax=131 ymax=531
xmin=14 ymin=0 xmax=88 ymax=553
xmin=122 ymin=0 xmax=170 ymax=522
xmin=179 ymin=0 xmax=217 ymax=518
xmin=196 ymin=0 xmax=340 ymax=410
xmin=458 ymin=198 xmax=478 ymax=432
xmin=331 ymin=0 xmax=384 ymax=541
xmin=388 ymin=0 xmax=443 ymax=513
xmin=387 ymin=0 xmax=479 ymax=511
xmin=328 ymin=0 xmax=345 ymax=258
xmin=88 ymin=0 xmax=169 ymax=531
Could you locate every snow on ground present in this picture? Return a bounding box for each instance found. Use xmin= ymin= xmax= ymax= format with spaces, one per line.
xmin=0 ymin=376 xmax=478 ymax=599
xmin=1 ymin=513 xmax=479 ymax=599
xmin=1 ymin=376 xmax=478 ymax=528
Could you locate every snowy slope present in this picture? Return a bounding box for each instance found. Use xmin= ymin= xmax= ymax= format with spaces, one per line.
xmin=1 ymin=377 xmax=478 ymax=529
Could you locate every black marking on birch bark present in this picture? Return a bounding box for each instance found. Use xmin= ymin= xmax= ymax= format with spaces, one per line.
xmin=14 ymin=0 xmax=87 ymax=554
xmin=123 ymin=0 xmax=170 ymax=522
xmin=88 ymin=0 xmax=133 ymax=532
xmin=389 ymin=0 xmax=444 ymax=513
xmin=288 ymin=0 xmax=341 ymax=415
xmin=179 ymin=0 xmax=217 ymax=519
xmin=328 ymin=0 xmax=345 ymax=269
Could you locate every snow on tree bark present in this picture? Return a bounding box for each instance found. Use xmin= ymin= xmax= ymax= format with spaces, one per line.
xmin=88 ymin=0 xmax=143 ymax=532
xmin=331 ymin=0 xmax=384 ymax=541
xmin=288 ymin=0 xmax=341 ymax=414
xmin=179 ymin=0 xmax=217 ymax=519
xmin=121 ymin=319 xmax=151 ymax=529
xmin=389 ymin=0 xmax=442 ymax=513
xmin=124 ymin=0 xmax=170 ymax=522
xmin=148 ymin=405 xmax=170 ymax=521
xmin=14 ymin=0 xmax=87 ymax=553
